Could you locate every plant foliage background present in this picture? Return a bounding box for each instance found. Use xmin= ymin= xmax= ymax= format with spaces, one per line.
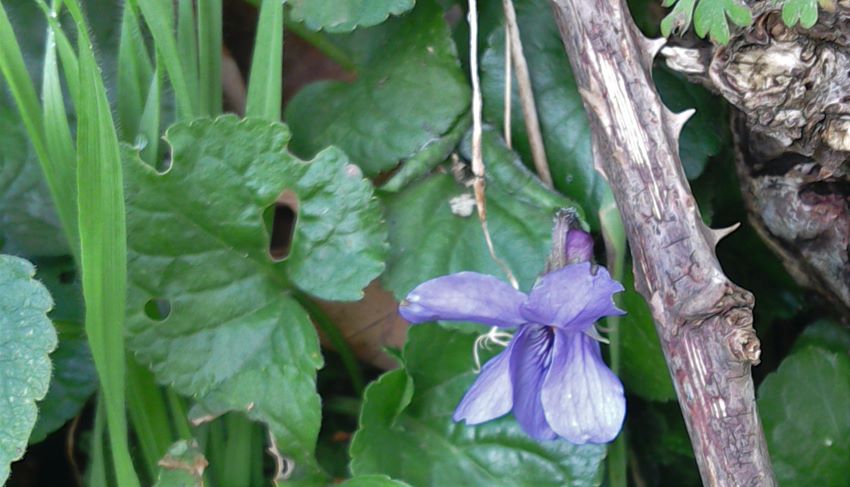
xmin=0 ymin=0 xmax=847 ymax=486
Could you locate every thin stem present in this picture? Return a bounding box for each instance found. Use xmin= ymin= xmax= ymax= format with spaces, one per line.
xmin=502 ymin=0 xmax=553 ymax=188
xmin=284 ymin=16 xmax=356 ymax=71
xmin=166 ymin=389 xmax=193 ymax=440
xmin=294 ymin=291 xmax=366 ymax=394
xmin=468 ymin=0 xmax=520 ymax=290
xmin=503 ymin=23 xmax=512 ymax=148
xmin=223 ymin=414 xmax=254 ymax=487
xmin=87 ymin=395 xmax=108 ymax=487
xmin=601 ymin=197 xmax=627 ymax=487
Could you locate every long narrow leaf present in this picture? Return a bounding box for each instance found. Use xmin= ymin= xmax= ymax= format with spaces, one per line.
xmin=62 ymin=1 xmax=140 ymax=485
xmin=133 ymin=0 xmax=195 ymax=118
xmin=40 ymin=1 xmax=78 ymax=257
xmin=0 ymin=2 xmax=78 ymax=256
xmin=118 ymin=1 xmax=153 ymax=141
xmin=197 ymin=0 xmax=222 ymax=115
xmin=138 ymin=62 xmax=161 ymax=167
xmin=245 ymin=0 xmax=283 ymax=120
xmin=176 ymin=0 xmax=199 ymax=111
xmin=35 ymin=0 xmax=81 ymax=106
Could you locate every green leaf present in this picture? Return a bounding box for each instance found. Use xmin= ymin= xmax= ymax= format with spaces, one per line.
xmin=380 ymin=112 xmax=471 ymax=193
xmin=350 ymin=325 xmax=606 ymax=485
xmin=758 ymin=347 xmax=850 ymax=486
xmin=694 ymin=0 xmax=752 ymax=44
xmin=27 ymin=258 xmax=96 ymax=444
xmin=153 ymin=440 xmax=207 ymax=487
xmin=0 ymin=99 xmax=67 ymax=257
xmin=619 ymin=270 xmax=676 ymax=401
xmin=660 ymin=0 xmax=696 ymax=38
xmin=653 ymin=68 xmax=728 ymax=179
xmin=135 ymin=0 xmax=196 ymax=118
xmin=480 ymin=0 xmax=605 ymax=227
xmin=64 ymin=0 xmax=139 ymax=483
xmin=245 ymin=0 xmax=283 ymax=121
xmin=30 ymin=323 xmax=97 ymax=444
xmin=781 ymin=0 xmax=834 ymax=28
xmin=124 ymin=116 xmax=386 ymax=480
xmin=662 ymin=0 xmax=752 ymax=44
xmin=196 ymin=0 xmax=222 ymax=116
xmin=286 ymin=0 xmax=469 ymax=176
xmin=0 ymin=254 xmax=57 ymax=484
xmin=0 ymin=2 xmax=78 ymax=255
xmin=381 ymin=130 xmax=575 ymax=306
xmin=791 ymin=320 xmax=850 ymax=356
xmin=340 ymin=475 xmax=412 ymax=487
xmin=288 ymin=0 xmax=415 ymax=33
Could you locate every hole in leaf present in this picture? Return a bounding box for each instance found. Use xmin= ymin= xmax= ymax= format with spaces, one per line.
xmin=269 ymin=190 xmax=299 ymax=261
xmin=144 ymin=298 xmax=172 ymax=321
xmin=157 ymin=154 xmax=173 ymax=174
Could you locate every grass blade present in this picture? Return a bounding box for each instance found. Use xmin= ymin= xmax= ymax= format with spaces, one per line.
xmin=0 ymin=2 xmax=78 ymax=256
xmin=245 ymin=0 xmax=283 ymax=120
xmin=176 ymin=0 xmax=198 ymax=110
xmin=63 ymin=1 xmax=140 ymax=485
xmin=127 ymin=358 xmax=174 ymax=482
xmin=133 ymin=0 xmax=195 ymax=118
xmin=40 ymin=1 xmax=78 ymax=258
xmin=138 ymin=62 xmax=161 ymax=166
xmin=197 ymin=0 xmax=222 ymax=115
xmin=118 ymin=1 xmax=153 ymax=141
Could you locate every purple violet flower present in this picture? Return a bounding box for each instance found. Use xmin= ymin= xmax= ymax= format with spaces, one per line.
xmin=399 ymin=256 xmax=626 ymax=444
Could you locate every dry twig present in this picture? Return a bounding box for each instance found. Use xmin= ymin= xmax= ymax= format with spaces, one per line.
xmin=503 ymin=0 xmax=553 ymax=188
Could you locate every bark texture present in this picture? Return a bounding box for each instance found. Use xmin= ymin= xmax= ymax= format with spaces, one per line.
xmin=663 ymin=5 xmax=850 ymax=316
xmin=548 ymin=0 xmax=775 ymax=484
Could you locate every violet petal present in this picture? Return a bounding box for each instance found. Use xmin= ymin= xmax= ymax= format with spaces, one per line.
xmin=399 ymin=272 xmax=527 ymax=327
xmin=540 ymin=330 xmax=625 ymax=444
xmin=509 ymin=325 xmax=558 ymax=440
xmin=520 ymin=262 xmax=625 ymax=331
xmin=453 ymin=342 xmax=515 ymax=425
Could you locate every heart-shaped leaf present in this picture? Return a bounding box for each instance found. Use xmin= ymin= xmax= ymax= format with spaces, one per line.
xmin=288 ymin=0 xmax=415 ymax=33
xmin=758 ymin=347 xmax=850 ymax=486
xmin=350 ymin=325 xmax=606 ymax=485
xmin=286 ymin=0 xmax=469 ymax=176
xmin=124 ymin=116 xmax=387 ymax=480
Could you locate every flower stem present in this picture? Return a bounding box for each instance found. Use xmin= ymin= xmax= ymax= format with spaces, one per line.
xmin=600 ymin=193 xmax=627 ymax=487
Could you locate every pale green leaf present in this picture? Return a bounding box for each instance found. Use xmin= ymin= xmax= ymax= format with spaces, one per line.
xmin=286 ymin=0 xmax=469 ymax=176
xmin=695 ymin=0 xmax=752 ymax=44
xmin=758 ymin=347 xmax=850 ymax=486
xmin=662 ymin=0 xmax=752 ymax=44
xmin=791 ymin=320 xmax=850 ymax=356
xmin=288 ymin=0 xmax=415 ymax=33
xmin=350 ymin=325 xmax=606 ymax=485
xmin=781 ymin=0 xmax=834 ymax=28
xmin=0 ymin=254 xmax=57 ymax=484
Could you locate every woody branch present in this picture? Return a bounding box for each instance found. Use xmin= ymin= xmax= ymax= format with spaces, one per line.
xmin=547 ymin=0 xmax=775 ymax=484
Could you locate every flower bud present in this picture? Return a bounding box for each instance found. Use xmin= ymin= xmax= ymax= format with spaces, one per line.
xmin=565 ymin=228 xmax=593 ymax=264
